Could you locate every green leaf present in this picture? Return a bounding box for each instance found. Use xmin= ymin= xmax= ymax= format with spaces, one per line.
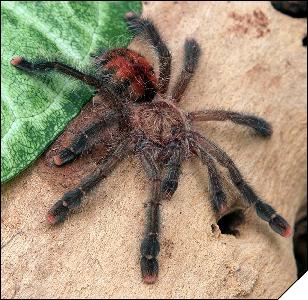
xmin=1 ymin=1 xmax=142 ymax=183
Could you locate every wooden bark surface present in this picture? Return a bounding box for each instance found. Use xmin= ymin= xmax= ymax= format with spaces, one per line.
xmin=1 ymin=1 xmax=307 ymax=299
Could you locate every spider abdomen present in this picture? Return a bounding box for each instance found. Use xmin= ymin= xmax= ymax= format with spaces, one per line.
xmin=132 ymin=101 xmax=185 ymax=145
xmin=96 ymin=48 xmax=158 ymax=102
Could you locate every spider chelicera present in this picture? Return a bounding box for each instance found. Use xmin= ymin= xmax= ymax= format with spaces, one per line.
xmin=11 ymin=12 xmax=291 ymax=284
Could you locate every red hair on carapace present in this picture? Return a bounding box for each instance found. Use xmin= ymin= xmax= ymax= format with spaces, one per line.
xmin=97 ymin=48 xmax=158 ymax=102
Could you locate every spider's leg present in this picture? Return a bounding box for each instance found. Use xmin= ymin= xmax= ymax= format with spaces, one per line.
xmin=124 ymin=12 xmax=171 ymax=94
xmin=189 ymin=140 xmax=227 ymax=214
xmin=191 ymin=131 xmax=292 ymax=237
xmin=161 ymin=142 xmax=182 ymax=199
xmin=11 ymin=57 xmax=101 ymax=88
xmin=47 ymin=135 xmax=135 ymax=224
xmin=141 ymin=181 xmax=162 ymax=284
xmin=171 ymin=39 xmax=201 ymax=103
xmin=139 ymin=143 xmax=162 ymax=284
xmin=138 ymin=140 xmax=183 ymax=283
xmin=188 ymin=110 xmax=272 ymax=137
xmin=53 ymin=110 xmax=121 ymax=166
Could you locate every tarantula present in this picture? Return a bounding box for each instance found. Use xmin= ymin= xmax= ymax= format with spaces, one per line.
xmin=11 ymin=12 xmax=291 ymax=284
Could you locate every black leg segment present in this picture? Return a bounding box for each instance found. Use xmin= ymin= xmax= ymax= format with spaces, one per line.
xmin=188 ymin=110 xmax=272 ymax=137
xmin=53 ymin=110 xmax=121 ymax=166
xmin=11 ymin=56 xmax=101 ymax=88
xmin=139 ymin=143 xmax=162 ymax=284
xmin=172 ymin=39 xmax=201 ymax=102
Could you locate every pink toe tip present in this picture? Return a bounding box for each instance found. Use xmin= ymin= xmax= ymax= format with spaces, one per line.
xmin=53 ymin=155 xmax=62 ymax=166
xmin=10 ymin=56 xmax=23 ymax=66
xmin=218 ymin=203 xmax=228 ymax=214
xmin=47 ymin=213 xmax=56 ymax=225
xmin=282 ymin=226 xmax=292 ymax=238
xmin=143 ymin=275 xmax=157 ymax=284
xmin=125 ymin=11 xmax=136 ymax=19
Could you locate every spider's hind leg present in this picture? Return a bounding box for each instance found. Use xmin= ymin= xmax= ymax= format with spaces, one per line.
xmin=53 ymin=110 xmax=120 ymax=166
xmin=138 ymin=141 xmax=183 ymax=283
xmin=191 ymin=131 xmax=292 ymax=237
xmin=139 ymin=143 xmax=162 ymax=283
xmin=161 ymin=142 xmax=182 ymax=199
xmin=190 ymin=139 xmax=227 ymax=214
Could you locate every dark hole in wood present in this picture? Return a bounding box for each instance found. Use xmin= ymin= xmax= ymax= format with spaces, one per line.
xmin=217 ymin=209 xmax=245 ymax=236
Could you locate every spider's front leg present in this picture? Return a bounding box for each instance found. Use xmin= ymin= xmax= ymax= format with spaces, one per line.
xmin=47 ymin=135 xmax=135 ymax=224
xmin=171 ymin=39 xmax=201 ymax=103
xmin=125 ymin=12 xmax=171 ymax=94
xmin=53 ymin=110 xmax=121 ymax=166
xmin=11 ymin=57 xmax=101 ymax=88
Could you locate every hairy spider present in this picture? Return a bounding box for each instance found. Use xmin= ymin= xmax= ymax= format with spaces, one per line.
xmin=11 ymin=12 xmax=291 ymax=284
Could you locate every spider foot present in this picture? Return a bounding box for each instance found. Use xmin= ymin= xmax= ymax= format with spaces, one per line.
xmin=140 ymin=234 xmax=160 ymax=284
xmin=10 ymin=56 xmax=28 ymax=69
xmin=244 ymin=117 xmax=273 ymax=137
xmin=11 ymin=56 xmax=47 ymax=72
xmin=124 ymin=11 xmax=137 ymax=21
xmin=141 ymin=257 xmax=159 ymax=284
xmin=47 ymin=188 xmax=83 ymax=224
xmin=254 ymin=200 xmax=292 ymax=237
xmin=213 ymin=191 xmax=228 ymax=214
xmin=53 ymin=148 xmax=76 ymax=166
xmin=269 ymin=215 xmax=292 ymax=237
xmin=47 ymin=200 xmax=69 ymax=225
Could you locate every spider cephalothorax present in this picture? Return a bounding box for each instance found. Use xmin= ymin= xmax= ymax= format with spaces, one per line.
xmin=11 ymin=12 xmax=291 ymax=284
